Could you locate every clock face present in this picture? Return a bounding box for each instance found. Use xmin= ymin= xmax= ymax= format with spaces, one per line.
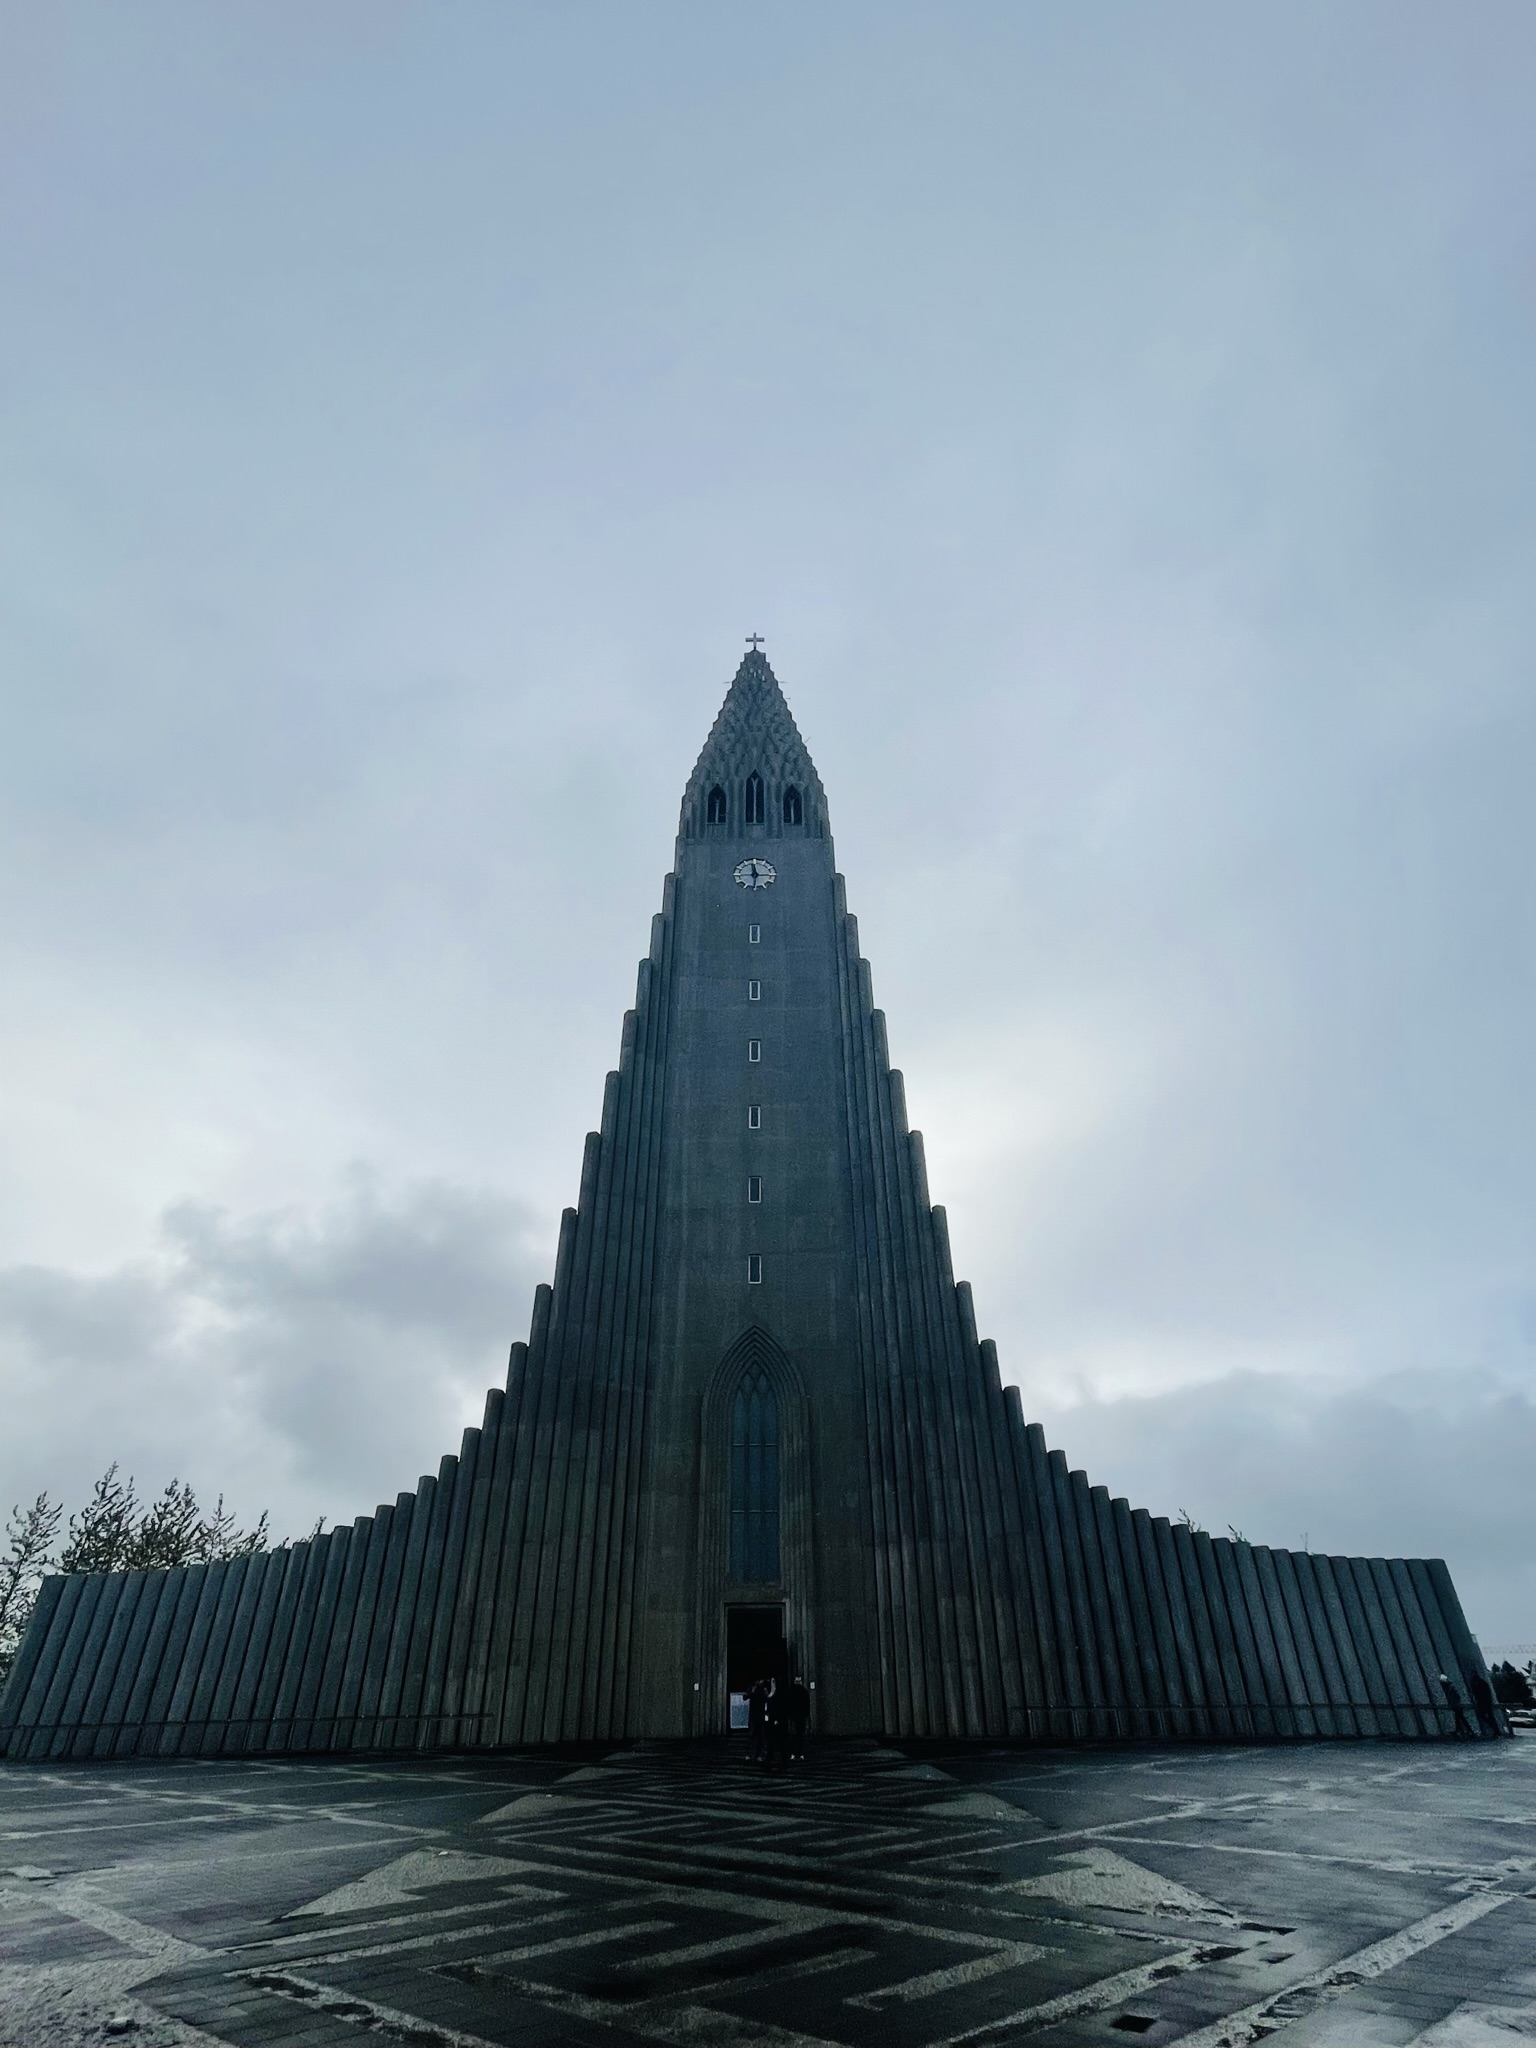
xmin=733 ymin=857 xmax=777 ymax=890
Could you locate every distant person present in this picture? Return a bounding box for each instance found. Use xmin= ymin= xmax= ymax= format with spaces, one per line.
xmin=1492 ymin=1661 xmax=1533 ymax=1708
xmin=746 ymin=1678 xmax=769 ymax=1762
xmin=765 ymin=1676 xmax=789 ymax=1769
xmin=1468 ymin=1669 xmax=1506 ymax=1738
xmin=787 ymin=1674 xmax=811 ymax=1761
xmin=1439 ymin=1672 xmax=1474 ymax=1738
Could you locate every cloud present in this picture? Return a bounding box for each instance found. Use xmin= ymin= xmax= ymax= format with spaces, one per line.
xmin=1031 ymin=1367 xmax=1536 ymax=1644
xmin=0 ymin=1173 xmax=547 ymax=1538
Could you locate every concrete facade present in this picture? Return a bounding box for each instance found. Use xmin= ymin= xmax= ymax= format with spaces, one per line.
xmin=0 ymin=652 xmax=1496 ymax=1757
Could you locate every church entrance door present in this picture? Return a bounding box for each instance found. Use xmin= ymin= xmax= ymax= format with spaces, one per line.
xmin=726 ymin=1604 xmax=786 ymax=1732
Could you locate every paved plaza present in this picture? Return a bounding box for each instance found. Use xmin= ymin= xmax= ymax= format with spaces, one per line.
xmin=3 ymin=1738 xmax=1536 ymax=2048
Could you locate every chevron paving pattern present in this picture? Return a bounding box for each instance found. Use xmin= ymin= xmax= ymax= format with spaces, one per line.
xmin=4 ymin=1738 xmax=1536 ymax=2045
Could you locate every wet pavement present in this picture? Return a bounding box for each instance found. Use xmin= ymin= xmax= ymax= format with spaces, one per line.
xmin=3 ymin=1737 xmax=1536 ymax=2047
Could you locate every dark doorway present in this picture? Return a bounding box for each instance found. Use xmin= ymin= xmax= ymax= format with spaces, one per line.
xmin=727 ymin=1604 xmax=785 ymax=1732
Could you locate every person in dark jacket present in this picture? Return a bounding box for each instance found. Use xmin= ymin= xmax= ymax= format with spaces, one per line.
xmin=787 ymin=1674 xmax=811 ymax=1761
xmin=764 ymin=1676 xmax=790 ymax=1769
xmin=746 ymin=1678 xmax=769 ymax=1762
xmin=1439 ymin=1672 xmax=1474 ymax=1737
xmin=1469 ymin=1669 xmax=1507 ymax=1737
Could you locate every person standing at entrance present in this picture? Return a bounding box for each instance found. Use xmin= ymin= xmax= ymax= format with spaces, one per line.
xmin=787 ymin=1674 xmax=810 ymax=1761
xmin=746 ymin=1677 xmax=769 ymax=1762
xmin=764 ymin=1676 xmax=789 ymax=1769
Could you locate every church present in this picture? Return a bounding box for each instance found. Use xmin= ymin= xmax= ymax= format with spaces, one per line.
xmin=0 ymin=650 xmax=1495 ymax=1756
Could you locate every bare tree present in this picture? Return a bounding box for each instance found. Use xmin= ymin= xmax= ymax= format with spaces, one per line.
xmin=0 ymin=1494 xmax=64 ymax=1683
xmin=131 ymin=1479 xmax=204 ymax=1570
xmin=195 ymin=1494 xmax=271 ymax=1562
xmin=0 ymin=1468 xmax=276 ymax=1690
xmin=58 ymin=1463 xmax=141 ymax=1575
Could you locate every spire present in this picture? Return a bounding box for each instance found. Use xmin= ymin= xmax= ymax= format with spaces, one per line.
xmin=679 ymin=645 xmax=828 ymax=839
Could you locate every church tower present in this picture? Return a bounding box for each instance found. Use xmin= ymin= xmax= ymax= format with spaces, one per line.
xmin=1 ymin=651 xmax=1496 ymax=1756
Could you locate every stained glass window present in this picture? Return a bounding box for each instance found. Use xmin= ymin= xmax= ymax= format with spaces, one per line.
xmin=730 ymin=1370 xmax=780 ymax=1581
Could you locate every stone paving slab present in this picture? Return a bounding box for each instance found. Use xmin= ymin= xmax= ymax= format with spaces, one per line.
xmin=3 ymin=1740 xmax=1536 ymax=2047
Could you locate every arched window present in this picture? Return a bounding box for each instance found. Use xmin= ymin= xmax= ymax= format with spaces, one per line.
xmin=706 ymin=785 xmax=727 ymax=825
xmin=744 ymin=772 xmax=764 ymax=826
xmin=781 ymin=785 xmax=802 ymax=826
xmin=730 ymin=1369 xmax=780 ymax=1581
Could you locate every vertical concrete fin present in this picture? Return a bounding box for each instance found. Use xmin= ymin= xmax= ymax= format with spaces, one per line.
xmin=842 ymin=915 xmax=920 ymax=1729
xmin=837 ymin=903 xmax=904 ymax=1732
xmin=1272 ymin=1548 xmax=1338 ymax=1736
xmin=1248 ymin=1548 xmax=1312 ymax=1737
xmin=286 ymin=1533 xmax=351 ymax=1752
xmin=1192 ymin=1533 xmax=1249 ymax=1737
xmin=356 ymin=1496 xmax=417 ymax=1745
xmin=540 ymin=1074 xmax=625 ymax=1739
xmin=419 ymin=1433 xmax=483 ymax=1744
xmin=439 ymin=1395 xmax=505 ymax=1744
xmin=1152 ymin=1518 xmax=1208 ymax=1728
xmin=397 ymin=1459 xmax=459 ymax=1743
xmin=1210 ymin=1539 xmax=1271 ymax=1738
xmin=884 ymin=1049 xmax=981 ymax=1734
xmin=1093 ymin=1488 xmax=1146 ymax=1734
xmin=1131 ymin=1508 xmax=1187 ymax=1733
xmin=1071 ymin=1471 xmax=1126 ymax=1735
xmin=1411 ymin=1559 xmax=1483 ymax=1735
xmin=185 ymin=1558 xmax=250 ymax=1755
xmin=1320 ymin=1554 xmax=1377 ymax=1729
xmin=87 ymin=1572 xmax=154 ymax=1758
xmin=59 ymin=1571 xmax=128 ymax=1758
xmin=307 ymin=1525 xmax=372 ymax=1752
xmin=1051 ymin=1454 xmax=1107 ymax=1726
xmin=145 ymin=1568 xmax=211 ymax=1755
xmin=0 ymin=1573 xmax=68 ymax=1737
xmin=1355 ymin=1557 xmax=1419 ymax=1737
xmin=377 ymin=1481 xmax=438 ymax=1745
xmin=608 ymin=876 xmax=673 ymax=1736
xmin=31 ymin=1576 xmax=99 ymax=1759
xmin=1114 ymin=1502 xmax=1172 ymax=1735
xmin=333 ymin=1509 xmax=394 ymax=1744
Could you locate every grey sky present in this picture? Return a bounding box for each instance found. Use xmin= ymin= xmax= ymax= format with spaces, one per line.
xmin=3 ymin=5 xmax=1534 ymax=1640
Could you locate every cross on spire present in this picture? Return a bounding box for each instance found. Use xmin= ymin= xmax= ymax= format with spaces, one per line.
xmin=746 ymin=632 xmax=765 ymax=651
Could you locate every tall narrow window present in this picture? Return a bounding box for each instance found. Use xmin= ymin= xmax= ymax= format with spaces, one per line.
xmin=706 ymin=785 xmax=727 ymax=825
xmin=748 ymin=1038 xmax=761 ymax=1062
xmin=782 ymin=785 xmax=802 ymax=825
xmin=730 ymin=1369 xmax=779 ymax=1579
xmin=748 ymin=1105 xmax=761 ymax=1129
xmin=746 ymin=1253 xmax=763 ymax=1285
xmin=747 ymin=1175 xmax=762 ymax=1203
xmin=744 ymin=772 xmax=764 ymax=825
xmin=748 ymin=923 xmax=761 ymax=944
xmin=748 ymin=979 xmax=761 ymax=1000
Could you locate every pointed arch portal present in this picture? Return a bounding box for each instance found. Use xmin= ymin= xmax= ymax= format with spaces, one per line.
xmin=696 ymin=1326 xmax=816 ymax=1735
